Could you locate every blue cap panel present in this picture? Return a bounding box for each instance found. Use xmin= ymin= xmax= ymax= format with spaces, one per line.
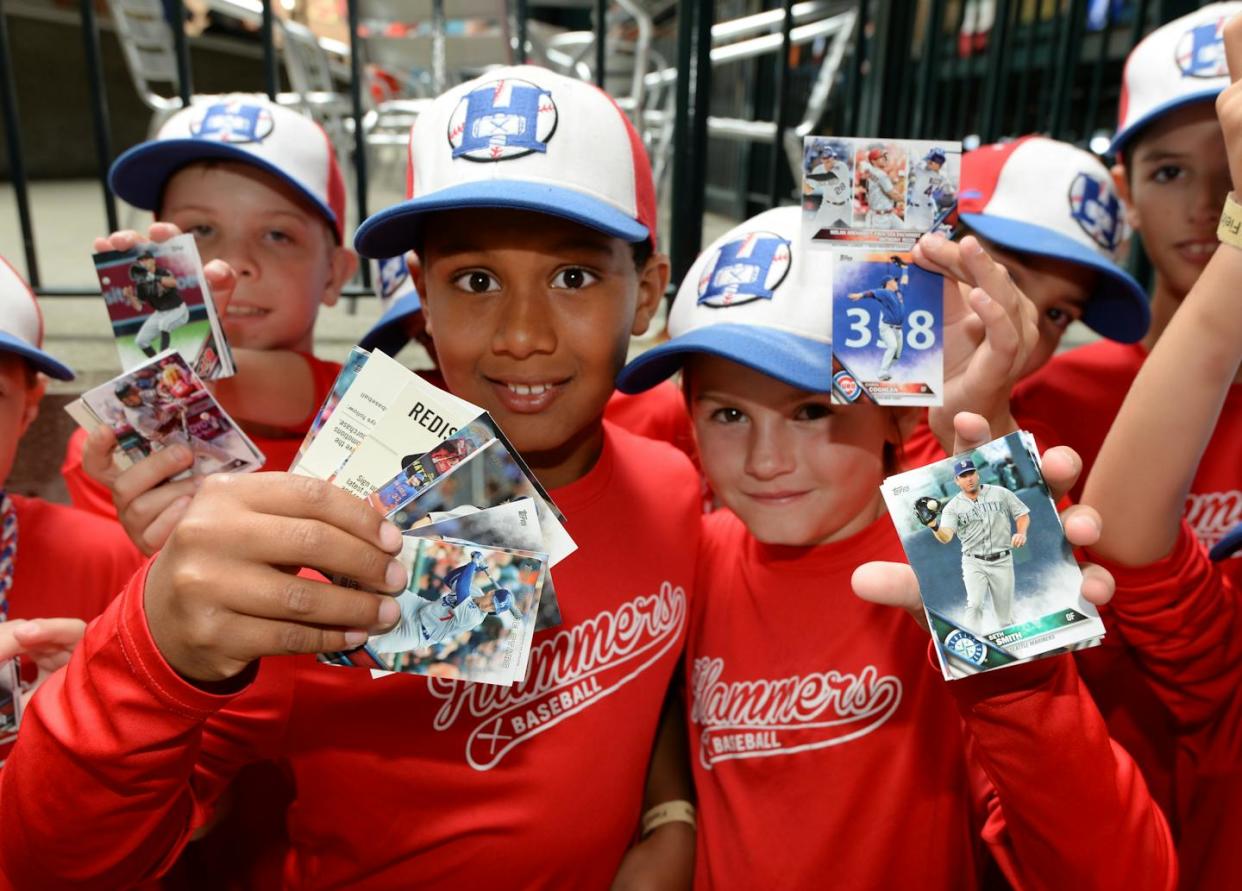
xmin=0 ymin=332 xmax=74 ymax=380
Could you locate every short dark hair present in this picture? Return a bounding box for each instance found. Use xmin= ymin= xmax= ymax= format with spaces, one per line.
xmin=631 ymin=238 xmax=653 ymax=271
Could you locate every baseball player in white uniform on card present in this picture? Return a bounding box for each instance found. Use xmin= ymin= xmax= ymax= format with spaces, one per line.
xmin=927 ymin=458 xmax=1031 ymax=630
xmin=858 ymin=147 xmax=902 ymax=229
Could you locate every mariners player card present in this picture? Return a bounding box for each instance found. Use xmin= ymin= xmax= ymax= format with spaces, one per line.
xmin=831 ymin=250 xmax=943 ymax=405
xmin=323 ymin=538 xmax=548 ymax=687
xmin=802 ymin=137 xmax=960 ymax=249
xmin=880 ymin=431 xmax=1105 ymax=680
xmin=407 ymin=499 xmax=562 ymax=632
xmin=65 ymin=350 xmax=264 ymax=477
xmin=93 ymin=234 xmax=235 ymax=380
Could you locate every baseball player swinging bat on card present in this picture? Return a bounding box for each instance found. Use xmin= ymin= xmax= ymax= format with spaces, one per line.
xmin=371 ymin=550 xmax=521 ymax=653
xmin=847 ymin=256 xmax=910 ymax=381
xmin=916 ymin=458 xmax=1031 ymax=630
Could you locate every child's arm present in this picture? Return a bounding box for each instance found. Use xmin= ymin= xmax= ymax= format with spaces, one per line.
xmin=611 ymin=685 xmax=695 ymax=891
xmin=0 ymin=476 xmax=404 ymax=885
xmin=1082 ymin=17 xmax=1242 ymax=565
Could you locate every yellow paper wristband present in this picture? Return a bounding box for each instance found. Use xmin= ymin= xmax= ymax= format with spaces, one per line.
xmin=1217 ymin=192 xmax=1242 ymax=250
xmin=640 ymin=800 xmax=697 ymax=838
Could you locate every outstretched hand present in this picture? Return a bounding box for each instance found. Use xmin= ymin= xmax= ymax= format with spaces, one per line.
xmin=852 ymin=412 xmax=1113 ymax=628
xmin=0 ymin=618 xmax=88 ymax=704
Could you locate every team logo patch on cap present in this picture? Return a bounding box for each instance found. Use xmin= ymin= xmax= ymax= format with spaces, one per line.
xmin=190 ymin=102 xmax=274 ymax=144
xmin=696 ymin=231 xmax=791 ymax=308
xmin=378 ymin=256 xmax=408 ymax=300
xmin=1068 ymin=172 xmax=1123 ymax=251
xmin=944 ymin=629 xmax=987 ymax=665
xmin=1175 ymin=17 xmax=1228 ymax=78
xmin=448 ymin=78 xmax=557 ymax=162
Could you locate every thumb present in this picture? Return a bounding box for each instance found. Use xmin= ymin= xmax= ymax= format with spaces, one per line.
xmin=13 ymin=618 xmax=88 ymax=652
xmin=81 ymin=424 xmax=121 ymax=487
xmin=852 ymin=562 xmax=928 ymax=629
xmin=1225 ymin=14 xmax=1242 ymax=83
xmin=202 ymin=259 xmax=237 ymax=318
xmin=0 ymin=619 xmax=29 ymax=662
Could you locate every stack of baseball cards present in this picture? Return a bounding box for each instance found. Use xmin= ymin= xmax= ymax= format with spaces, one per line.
xmin=801 ymin=136 xmax=961 ymax=406
xmin=0 ymin=656 xmax=22 ymax=767
xmin=292 ymin=351 xmax=572 ymax=687
xmin=64 ymin=350 xmax=264 ymax=477
xmin=93 ymin=234 xmax=235 ymax=379
xmin=880 ymin=430 xmax=1105 ymax=680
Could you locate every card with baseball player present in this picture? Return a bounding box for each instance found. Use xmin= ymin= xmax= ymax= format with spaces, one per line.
xmin=92 ymin=234 xmax=234 ymax=379
xmin=802 ymin=137 xmax=960 ymax=248
xmin=324 ymin=537 xmax=548 ymax=687
xmin=0 ymin=657 xmax=21 ymax=756
xmin=65 ymin=350 xmax=263 ymax=478
xmin=880 ymin=430 xmax=1105 ymax=680
xmin=831 ymin=249 xmax=944 ymax=405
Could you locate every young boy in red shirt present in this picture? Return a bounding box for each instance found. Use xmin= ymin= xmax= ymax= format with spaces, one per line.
xmin=1012 ymin=3 xmax=1242 ymax=586
xmin=0 ymin=258 xmax=143 ymax=761
xmin=1083 ymin=15 xmax=1242 ymax=885
xmin=615 ymin=205 xmax=1175 ymax=890
xmin=0 ymin=67 xmax=700 ymax=889
xmin=63 ymin=94 xmax=357 ymax=550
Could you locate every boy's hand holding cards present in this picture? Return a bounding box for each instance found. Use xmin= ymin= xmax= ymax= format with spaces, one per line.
xmin=295 ymin=352 xmax=574 ymax=686
xmin=802 ymin=136 xmax=960 ymax=405
xmin=880 ymin=430 xmax=1106 ymax=680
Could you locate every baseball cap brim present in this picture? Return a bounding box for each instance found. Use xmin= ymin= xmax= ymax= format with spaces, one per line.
xmin=961 ymin=212 xmax=1150 ymax=343
xmin=0 ymin=332 xmax=73 ymax=380
xmin=354 ymin=181 xmax=649 ymax=259
xmin=616 ymin=324 xmax=831 ymax=394
xmin=1209 ymin=521 xmax=1242 ymax=562
xmin=1109 ymin=88 xmax=1223 ymax=156
xmin=358 ymin=290 xmax=423 ymax=353
xmin=109 ymin=139 xmax=341 ymax=241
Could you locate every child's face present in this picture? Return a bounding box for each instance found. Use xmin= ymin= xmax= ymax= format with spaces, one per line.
xmin=161 ymin=161 xmax=357 ymax=353
xmin=688 ymin=355 xmax=891 ymax=547
xmin=1114 ymin=103 xmax=1230 ymax=300
xmin=417 ymin=209 xmax=665 ymax=468
xmin=981 ymin=240 xmax=1094 ymax=377
xmin=0 ymin=354 xmax=44 ymax=489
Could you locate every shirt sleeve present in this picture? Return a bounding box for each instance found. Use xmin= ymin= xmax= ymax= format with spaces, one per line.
xmin=1004 ymin=488 xmax=1031 ymax=519
xmin=0 ymin=561 xmax=292 ymax=889
xmin=938 ymin=500 xmax=959 ymax=534
xmin=1087 ymin=521 xmax=1242 ymax=732
xmin=951 ymin=656 xmax=1177 ymax=891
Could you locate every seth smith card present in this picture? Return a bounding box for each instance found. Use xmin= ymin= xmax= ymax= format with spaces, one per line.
xmin=881 ymin=431 xmax=1104 ymax=680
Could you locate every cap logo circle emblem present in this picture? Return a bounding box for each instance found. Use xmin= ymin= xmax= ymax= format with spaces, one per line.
xmin=190 ymin=102 xmax=274 ymax=144
xmin=1174 ymin=18 xmax=1228 ymax=78
xmin=697 ymin=232 xmax=792 ymax=308
xmin=1067 ymin=172 xmax=1123 ymax=252
xmin=448 ymin=78 xmax=558 ymax=162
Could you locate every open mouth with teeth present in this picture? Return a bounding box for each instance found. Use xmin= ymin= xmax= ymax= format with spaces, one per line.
xmin=485 ymin=375 xmax=572 ymax=413
xmin=225 ymin=305 xmax=270 ymax=319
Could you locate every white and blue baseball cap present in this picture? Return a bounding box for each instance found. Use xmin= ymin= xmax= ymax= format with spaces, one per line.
xmin=109 ymin=94 xmax=347 ymax=242
xmin=616 ymin=205 xmax=829 ymax=394
xmin=0 ymin=257 xmax=73 ymax=380
xmin=354 ymin=65 xmax=658 ymax=259
xmin=958 ymin=135 xmax=1149 ymax=343
xmin=358 ymin=255 xmax=422 ymax=353
xmin=1112 ymin=3 xmax=1241 ymax=155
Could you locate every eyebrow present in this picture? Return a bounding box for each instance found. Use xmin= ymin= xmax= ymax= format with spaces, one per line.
xmin=431 ymin=237 xmax=615 ymax=260
xmin=1132 ymin=148 xmax=1190 ymax=164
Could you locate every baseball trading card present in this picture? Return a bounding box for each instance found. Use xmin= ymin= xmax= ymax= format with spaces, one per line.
xmin=802 ymin=137 xmax=960 ymax=249
xmin=323 ymin=538 xmax=547 ymax=687
xmin=407 ymin=499 xmax=562 ymax=631
xmin=0 ymin=657 xmax=22 ymax=758
xmin=93 ymin=234 xmax=234 ymax=379
xmin=65 ymin=350 xmax=264 ymax=477
xmin=387 ymin=415 xmax=576 ymax=564
xmin=332 ymin=374 xmax=480 ymax=499
xmin=293 ymin=347 xmax=370 ymax=467
xmin=832 ymin=249 xmax=943 ymax=405
xmin=291 ymin=349 xmax=415 ymax=481
xmin=881 ymin=431 xmax=1105 ymax=680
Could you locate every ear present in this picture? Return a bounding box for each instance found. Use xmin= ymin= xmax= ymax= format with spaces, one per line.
xmin=631 ymin=252 xmax=671 ymax=337
xmin=1111 ymin=163 xmax=1141 ymax=231
xmin=19 ymin=373 xmax=45 ymax=438
xmin=321 ymin=245 xmax=360 ymax=309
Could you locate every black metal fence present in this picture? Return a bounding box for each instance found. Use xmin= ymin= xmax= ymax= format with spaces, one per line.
xmin=0 ymin=0 xmax=1218 ymax=299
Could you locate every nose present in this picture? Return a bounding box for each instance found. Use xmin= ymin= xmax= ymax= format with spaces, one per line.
xmin=1190 ymin=168 xmax=1230 ymax=227
xmin=744 ymin=418 xmax=796 ymax=481
xmin=218 ymin=235 xmax=259 ymax=279
xmin=491 ymin=284 xmax=557 ymax=360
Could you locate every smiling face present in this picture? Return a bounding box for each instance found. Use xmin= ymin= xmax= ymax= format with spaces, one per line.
xmin=688 ymin=355 xmax=895 ymax=547
xmin=417 ymin=209 xmax=666 ymax=487
xmin=977 ymin=238 xmax=1096 ymax=377
xmin=1114 ymin=102 xmax=1229 ymax=302
xmin=160 ymin=161 xmax=357 ymax=353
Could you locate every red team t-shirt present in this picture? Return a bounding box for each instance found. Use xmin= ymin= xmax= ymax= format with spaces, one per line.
xmin=686 ymin=510 xmax=1175 ymax=890
xmin=60 ymin=353 xmax=344 ymax=518
xmin=0 ymin=422 xmax=700 ymax=889
xmin=1013 ymin=339 xmax=1242 ymax=588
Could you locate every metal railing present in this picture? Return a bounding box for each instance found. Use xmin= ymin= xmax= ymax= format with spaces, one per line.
xmin=0 ymin=0 xmax=1218 ymax=299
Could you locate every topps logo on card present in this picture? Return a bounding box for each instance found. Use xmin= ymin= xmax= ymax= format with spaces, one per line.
xmin=1175 ymin=18 xmax=1228 ymax=78
xmin=448 ymin=79 xmax=557 ymax=161
xmin=697 ymin=232 xmax=791 ymax=308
